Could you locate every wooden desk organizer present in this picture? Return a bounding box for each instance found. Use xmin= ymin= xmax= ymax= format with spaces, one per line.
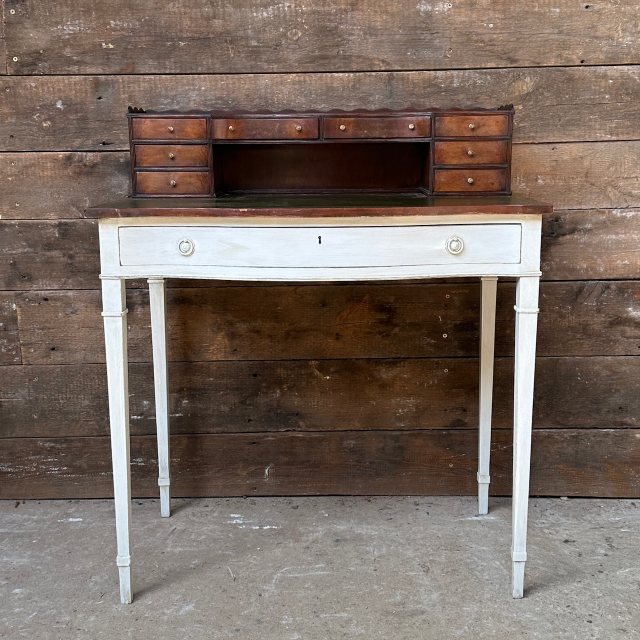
xmin=127 ymin=107 xmax=514 ymax=198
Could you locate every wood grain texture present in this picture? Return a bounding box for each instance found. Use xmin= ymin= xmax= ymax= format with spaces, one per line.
xmin=0 ymin=292 xmax=21 ymax=365
xmin=0 ymin=357 xmax=637 ymax=439
xmin=541 ymin=209 xmax=640 ymax=280
xmin=2 ymin=429 xmax=639 ymax=500
xmin=3 ymin=143 xmax=639 ymax=221
xmin=512 ymin=142 xmax=640 ymax=210
xmin=14 ymin=282 xmax=640 ymax=365
xmin=1 ymin=152 xmax=129 ymax=220
xmin=5 ymin=1 xmax=640 ymax=74
xmin=1 ymin=66 xmax=639 ymax=150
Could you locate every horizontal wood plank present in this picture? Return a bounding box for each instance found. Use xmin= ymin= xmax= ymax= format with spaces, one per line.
xmin=1 ymin=67 xmax=639 ymax=150
xmin=3 ymin=144 xmax=640 ymax=222
xmin=5 ymin=1 xmax=639 ymax=74
xmin=541 ymin=209 xmax=640 ymax=280
xmin=512 ymin=142 xmax=640 ymax=210
xmin=1 ymin=357 xmax=637 ymax=438
xmin=0 ymin=292 xmax=21 ymax=365
xmin=15 ymin=282 xmax=640 ymax=365
xmin=2 ymin=209 xmax=639 ymax=289
xmin=1 ymin=429 xmax=639 ymax=499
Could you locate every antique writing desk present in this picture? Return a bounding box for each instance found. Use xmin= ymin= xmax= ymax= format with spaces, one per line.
xmin=87 ymin=108 xmax=552 ymax=603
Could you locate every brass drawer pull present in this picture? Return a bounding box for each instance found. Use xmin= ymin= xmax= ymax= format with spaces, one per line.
xmin=167 ymin=126 xmax=174 ymax=133
xmin=468 ymin=122 xmax=475 ymax=130
xmin=467 ymin=177 xmax=475 ymax=185
xmin=295 ymin=124 xmax=303 ymax=132
xmin=169 ymin=179 xmax=177 ymax=187
xmin=228 ymin=125 xmax=235 ymax=132
xmin=408 ymin=123 xmax=416 ymax=130
xmin=339 ymin=124 xmax=346 ymax=131
xmin=467 ymin=149 xmax=474 ymax=157
xmin=168 ymin=152 xmax=175 ymax=160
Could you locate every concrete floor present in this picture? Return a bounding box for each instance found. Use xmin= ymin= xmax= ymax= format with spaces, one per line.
xmin=1 ymin=497 xmax=638 ymax=639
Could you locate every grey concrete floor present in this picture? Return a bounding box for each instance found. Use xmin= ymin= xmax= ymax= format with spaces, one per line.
xmin=1 ymin=497 xmax=638 ymax=639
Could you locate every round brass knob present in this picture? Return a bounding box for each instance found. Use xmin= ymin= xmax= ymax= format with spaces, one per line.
xmin=228 ymin=125 xmax=235 ymax=132
xmin=177 ymin=238 xmax=195 ymax=257
xmin=169 ymin=179 xmax=177 ymax=187
xmin=339 ymin=124 xmax=346 ymax=131
xmin=167 ymin=126 xmax=175 ymax=133
xmin=467 ymin=177 xmax=475 ymax=184
xmin=445 ymin=236 xmax=464 ymax=255
xmin=408 ymin=123 xmax=416 ymax=130
xmin=295 ymin=124 xmax=303 ymax=132
xmin=168 ymin=152 xmax=175 ymax=160
xmin=468 ymin=122 xmax=475 ymax=130
xmin=466 ymin=149 xmax=474 ymax=157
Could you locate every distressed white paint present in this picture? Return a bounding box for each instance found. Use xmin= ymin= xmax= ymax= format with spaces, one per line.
xmin=118 ymin=223 xmax=522 ymax=268
xmin=98 ymin=213 xmax=542 ymax=603
xmin=478 ymin=277 xmax=497 ymax=516
xmin=149 ymin=278 xmax=170 ymax=518
xmin=511 ymin=276 xmax=540 ymax=599
xmin=101 ymin=276 xmax=133 ymax=604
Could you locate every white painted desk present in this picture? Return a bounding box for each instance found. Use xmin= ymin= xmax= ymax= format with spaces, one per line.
xmin=90 ymin=196 xmax=549 ymax=603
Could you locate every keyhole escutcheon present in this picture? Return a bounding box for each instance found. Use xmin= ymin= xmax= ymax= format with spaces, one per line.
xmin=318 ymin=235 xmax=322 ymax=245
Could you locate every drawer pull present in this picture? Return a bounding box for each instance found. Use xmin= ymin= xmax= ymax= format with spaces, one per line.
xmin=168 ymin=152 xmax=175 ymax=160
xmin=167 ymin=126 xmax=174 ymax=133
xmin=339 ymin=124 xmax=346 ymax=131
xmin=408 ymin=123 xmax=416 ymax=130
xmin=295 ymin=124 xmax=303 ymax=132
xmin=445 ymin=236 xmax=464 ymax=255
xmin=467 ymin=149 xmax=474 ymax=157
xmin=169 ymin=179 xmax=177 ymax=187
xmin=467 ymin=177 xmax=475 ymax=184
xmin=177 ymin=238 xmax=195 ymax=257
xmin=228 ymin=125 xmax=235 ymax=132
xmin=468 ymin=122 xmax=475 ymax=130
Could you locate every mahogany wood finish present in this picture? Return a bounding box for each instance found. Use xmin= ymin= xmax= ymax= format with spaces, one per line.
xmin=323 ymin=116 xmax=431 ymax=138
xmin=127 ymin=108 xmax=514 ymax=199
xmin=134 ymin=170 xmax=211 ymax=196
xmin=433 ymin=169 xmax=510 ymax=194
xmin=134 ymin=144 xmax=210 ymax=168
xmin=213 ymin=117 xmax=319 ymax=140
xmin=434 ymin=141 xmax=509 ymax=165
xmin=130 ymin=117 xmax=209 ymax=141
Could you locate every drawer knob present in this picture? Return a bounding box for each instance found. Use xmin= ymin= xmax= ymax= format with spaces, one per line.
xmin=339 ymin=124 xmax=346 ymax=131
xmin=408 ymin=123 xmax=416 ymax=130
xmin=177 ymin=238 xmax=195 ymax=257
xmin=466 ymin=149 xmax=474 ymax=157
xmin=228 ymin=125 xmax=235 ymax=132
xmin=467 ymin=177 xmax=475 ymax=185
xmin=167 ymin=126 xmax=175 ymax=133
xmin=168 ymin=152 xmax=176 ymax=160
xmin=295 ymin=124 xmax=303 ymax=132
xmin=169 ymin=179 xmax=177 ymax=187
xmin=468 ymin=122 xmax=476 ymax=130
xmin=445 ymin=236 xmax=464 ymax=255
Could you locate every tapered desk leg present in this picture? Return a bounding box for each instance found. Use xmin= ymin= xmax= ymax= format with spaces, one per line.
xmin=511 ymin=276 xmax=540 ymax=598
xmin=101 ymin=276 xmax=133 ymax=604
xmin=478 ymin=277 xmax=497 ymax=515
xmin=149 ymin=278 xmax=170 ymax=518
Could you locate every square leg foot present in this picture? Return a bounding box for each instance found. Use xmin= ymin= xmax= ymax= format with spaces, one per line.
xmin=118 ymin=565 xmax=133 ymax=604
xmin=512 ymin=561 xmax=525 ymax=599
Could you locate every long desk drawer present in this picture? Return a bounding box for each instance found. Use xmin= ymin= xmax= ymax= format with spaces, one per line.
xmin=118 ymin=224 xmax=521 ymax=267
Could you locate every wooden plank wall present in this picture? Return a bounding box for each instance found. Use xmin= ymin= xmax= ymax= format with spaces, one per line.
xmin=0 ymin=0 xmax=639 ymax=499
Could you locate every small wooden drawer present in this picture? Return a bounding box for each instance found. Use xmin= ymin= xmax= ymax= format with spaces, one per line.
xmin=324 ymin=116 xmax=430 ymax=139
xmin=118 ymin=223 xmax=522 ymax=268
xmin=213 ymin=117 xmax=319 ymax=140
xmin=135 ymin=171 xmax=211 ymax=195
xmin=434 ymin=140 xmax=509 ymax=165
xmin=433 ymin=169 xmax=509 ymax=193
xmin=131 ymin=118 xmax=208 ymax=141
xmin=134 ymin=144 xmax=209 ymax=168
xmin=435 ymin=114 xmax=510 ymax=138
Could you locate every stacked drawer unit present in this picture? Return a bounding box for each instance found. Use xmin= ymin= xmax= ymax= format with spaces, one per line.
xmin=129 ymin=115 xmax=212 ymax=196
xmin=127 ymin=108 xmax=513 ymax=197
xmin=432 ymin=111 xmax=513 ymax=195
